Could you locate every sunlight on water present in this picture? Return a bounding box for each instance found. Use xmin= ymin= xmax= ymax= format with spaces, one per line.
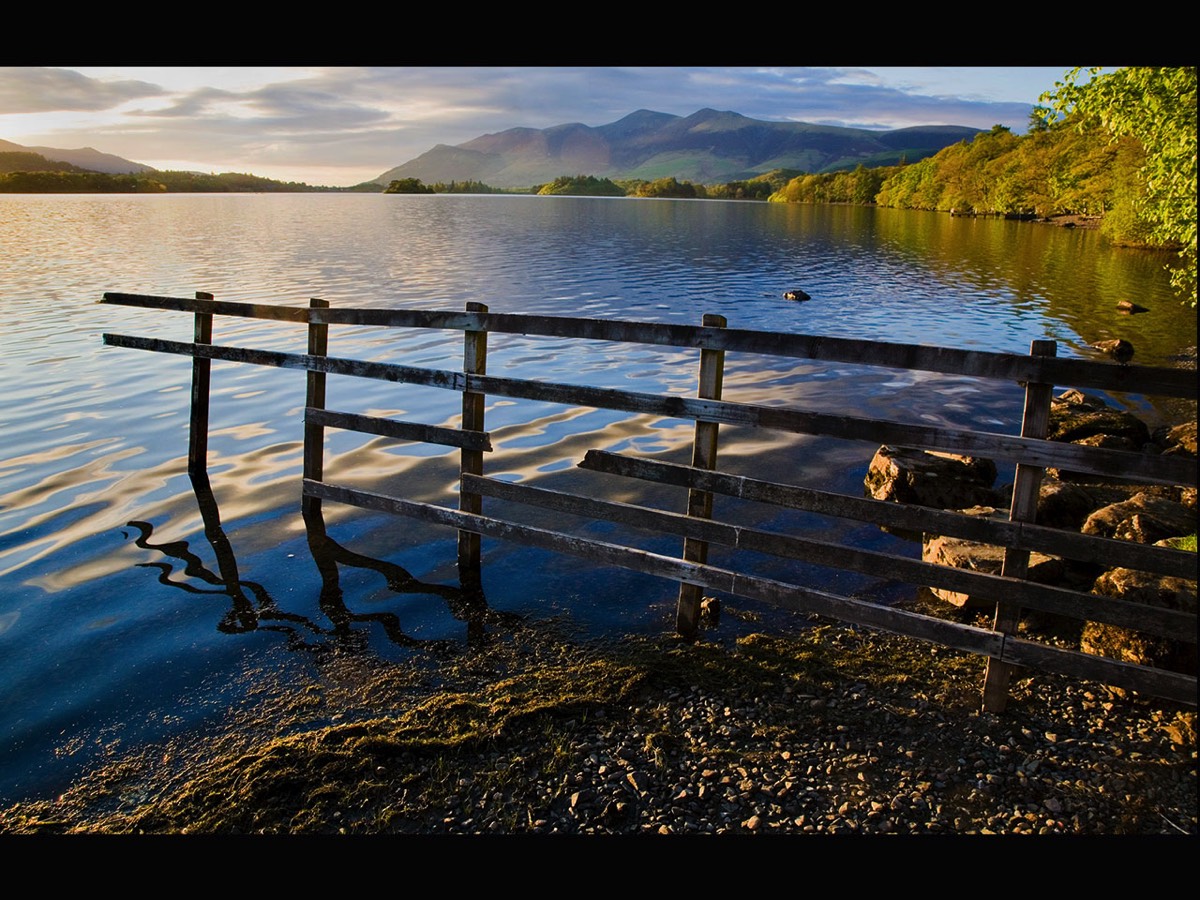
xmin=0 ymin=193 xmax=1194 ymax=802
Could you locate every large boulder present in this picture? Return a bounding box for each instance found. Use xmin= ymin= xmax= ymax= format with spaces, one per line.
xmin=1081 ymin=563 xmax=1197 ymax=674
xmin=1047 ymin=389 xmax=1152 ymax=445
xmin=922 ymin=535 xmax=1065 ymax=608
xmin=1045 ymin=390 xmax=1154 ymax=483
xmin=864 ymin=445 xmax=999 ymax=510
xmin=1153 ymin=420 xmax=1197 ymax=458
xmin=1034 ymin=478 xmax=1112 ymax=530
xmin=1081 ymin=492 xmax=1198 ymax=545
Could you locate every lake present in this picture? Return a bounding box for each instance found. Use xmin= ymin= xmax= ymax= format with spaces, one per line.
xmin=0 ymin=193 xmax=1194 ymax=803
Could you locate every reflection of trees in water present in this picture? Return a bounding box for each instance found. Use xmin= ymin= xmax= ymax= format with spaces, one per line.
xmin=125 ymin=471 xmax=519 ymax=656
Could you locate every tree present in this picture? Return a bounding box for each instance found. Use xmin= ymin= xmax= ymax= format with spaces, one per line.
xmin=384 ymin=178 xmax=434 ymax=194
xmin=1042 ymin=67 xmax=1197 ymax=306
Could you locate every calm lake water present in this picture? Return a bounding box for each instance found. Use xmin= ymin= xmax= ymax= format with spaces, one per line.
xmin=0 ymin=193 xmax=1194 ymax=802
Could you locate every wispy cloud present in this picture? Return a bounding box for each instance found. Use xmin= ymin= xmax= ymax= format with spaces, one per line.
xmin=0 ymin=67 xmax=163 ymax=114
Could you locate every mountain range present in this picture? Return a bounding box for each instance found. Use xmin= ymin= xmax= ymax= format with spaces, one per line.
xmin=0 ymin=138 xmax=155 ymax=174
xmin=373 ymin=109 xmax=982 ymax=189
xmin=4 ymin=108 xmax=983 ymax=189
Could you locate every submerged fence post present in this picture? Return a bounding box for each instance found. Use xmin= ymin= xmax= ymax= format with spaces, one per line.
xmin=676 ymin=313 xmax=727 ymax=639
xmin=458 ymin=302 xmax=489 ymax=592
xmin=302 ymin=298 xmax=330 ymax=518
xmin=187 ymin=291 xmax=215 ymax=477
xmin=982 ymin=339 xmax=1057 ymax=713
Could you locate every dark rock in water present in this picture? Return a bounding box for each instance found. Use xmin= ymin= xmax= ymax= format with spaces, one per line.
xmin=1046 ymin=390 xmax=1150 ymax=446
xmin=783 ymin=290 xmax=811 ymax=302
xmin=1090 ymin=338 xmax=1135 ymax=365
xmin=1116 ymin=300 xmax=1150 ymax=314
xmin=864 ymin=445 xmax=999 ymax=514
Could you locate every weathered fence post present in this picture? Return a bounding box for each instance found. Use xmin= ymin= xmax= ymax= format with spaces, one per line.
xmin=187 ymin=291 xmax=215 ymax=477
xmin=458 ymin=302 xmax=489 ymax=592
xmin=982 ymin=339 xmax=1057 ymax=712
xmin=302 ymin=298 xmax=330 ymax=518
xmin=676 ymin=313 xmax=727 ymax=639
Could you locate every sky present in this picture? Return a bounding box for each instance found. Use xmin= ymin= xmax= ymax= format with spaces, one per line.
xmin=0 ymin=66 xmax=1086 ymax=187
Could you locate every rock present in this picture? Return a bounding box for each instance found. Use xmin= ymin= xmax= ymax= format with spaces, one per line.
xmin=1152 ymin=420 xmax=1197 ymax=458
xmin=1081 ymin=492 xmax=1197 ymax=545
xmin=1090 ymin=338 xmax=1135 ymax=365
xmin=1160 ymin=711 xmax=1198 ymax=747
xmin=1047 ymin=391 xmax=1151 ymax=446
xmin=1046 ymin=433 xmax=1141 ymax=483
xmin=1035 ymin=478 xmax=1110 ymax=530
xmin=864 ymin=446 xmax=999 ymax=512
xmin=1081 ymin=566 xmax=1197 ymax=673
xmin=922 ymin=507 xmax=1066 ymax=610
xmin=922 ymin=532 xmax=1065 ymax=608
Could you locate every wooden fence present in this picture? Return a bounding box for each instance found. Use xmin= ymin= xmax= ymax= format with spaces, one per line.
xmin=100 ymin=291 xmax=1198 ymax=712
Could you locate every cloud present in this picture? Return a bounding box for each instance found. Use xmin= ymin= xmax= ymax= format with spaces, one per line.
xmin=0 ymin=67 xmax=163 ymax=114
xmin=139 ymin=78 xmax=390 ymax=131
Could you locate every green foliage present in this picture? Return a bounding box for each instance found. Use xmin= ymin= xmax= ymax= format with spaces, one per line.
xmin=536 ymin=175 xmax=625 ymax=196
xmin=0 ymin=151 xmax=87 ymax=174
xmin=1042 ymin=67 xmax=1197 ymax=306
xmin=0 ymin=167 xmax=324 ymax=193
xmin=1166 ymin=534 xmax=1197 ymax=552
xmin=428 ymin=179 xmax=503 ymax=194
xmin=0 ymin=171 xmax=166 ymax=192
xmin=153 ymin=171 xmax=321 ymax=192
xmin=868 ymin=127 xmax=1030 ymax=215
xmin=705 ymin=177 xmax=776 ymax=200
xmin=383 ymin=178 xmax=435 ymax=194
xmin=629 ymin=176 xmax=701 ymax=199
xmin=867 ymin=97 xmax=1189 ymax=242
xmin=774 ymin=164 xmax=897 ymax=206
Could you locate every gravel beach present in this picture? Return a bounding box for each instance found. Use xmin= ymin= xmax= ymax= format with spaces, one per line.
xmin=2 ymin=607 xmax=1194 ymax=837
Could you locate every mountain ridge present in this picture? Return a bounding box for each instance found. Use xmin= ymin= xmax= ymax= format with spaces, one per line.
xmin=0 ymin=139 xmax=154 ymax=174
xmin=3 ymin=106 xmax=985 ymax=190
xmin=374 ymin=109 xmax=982 ymax=188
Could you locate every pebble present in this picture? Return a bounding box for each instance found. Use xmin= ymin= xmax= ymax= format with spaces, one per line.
xmin=386 ymin=676 xmax=1195 ymax=835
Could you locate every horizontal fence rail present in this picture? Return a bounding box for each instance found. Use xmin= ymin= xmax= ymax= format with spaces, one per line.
xmin=101 ymin=333 xmax=1198 ymax=488
xmin=100 ymin=291 xmax=1198 ymax=712
xmin=102 ymin=293 xmax=1198 ymax=398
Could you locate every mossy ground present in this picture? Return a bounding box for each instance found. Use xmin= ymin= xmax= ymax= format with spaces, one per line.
xmin=0 ymin=608 xmax=978 ymax=834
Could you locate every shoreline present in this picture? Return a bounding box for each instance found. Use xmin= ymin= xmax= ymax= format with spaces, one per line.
xmin=1 ymin=607 xmax=1193 ymax=836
